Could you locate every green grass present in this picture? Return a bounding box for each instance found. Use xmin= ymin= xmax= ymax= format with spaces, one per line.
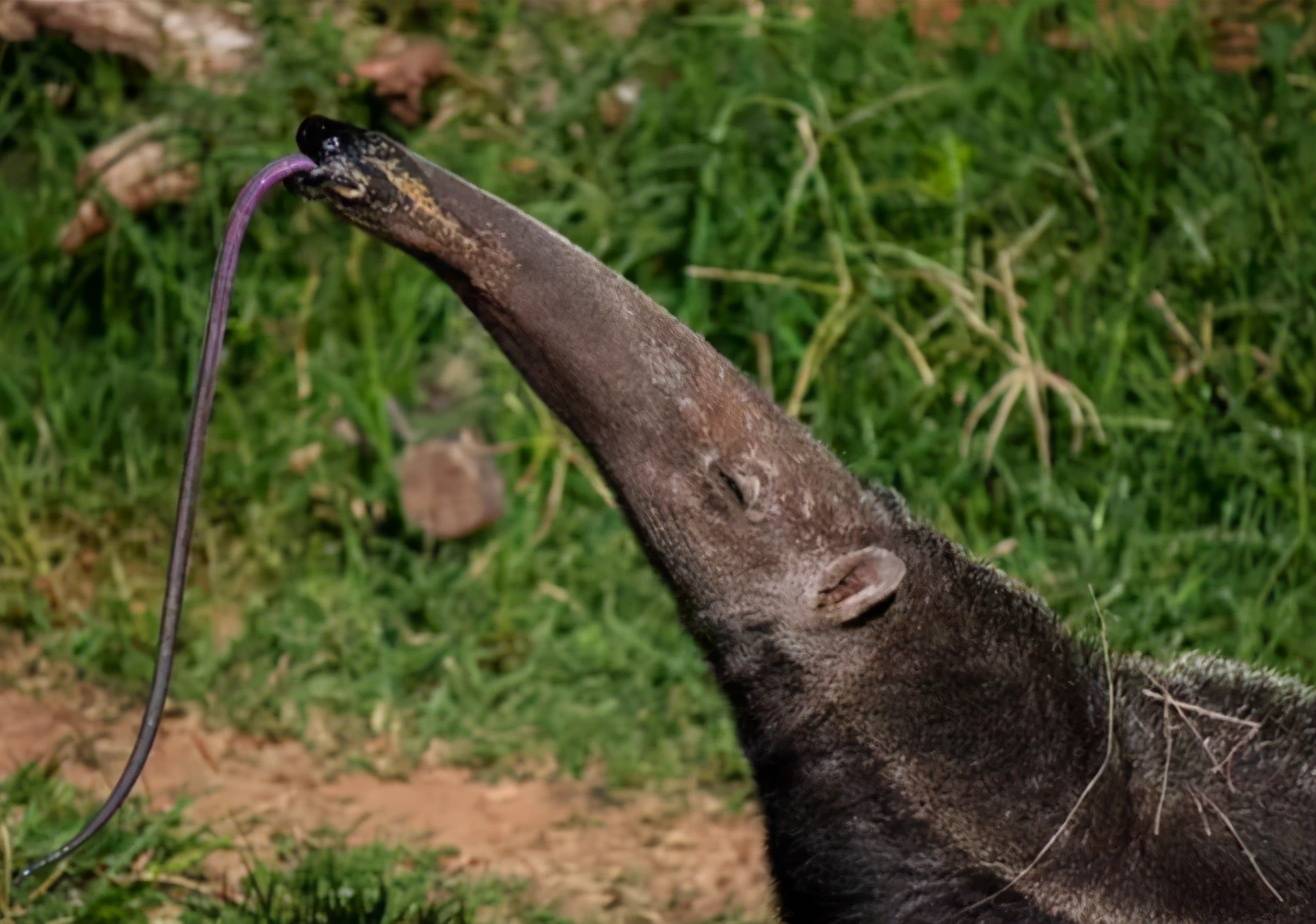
xmin=1 ymin=0 xmax=1314 ymax=801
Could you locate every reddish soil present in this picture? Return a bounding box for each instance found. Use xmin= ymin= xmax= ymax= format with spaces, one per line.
xmin=0 ymin=640 xmax=773 ymax=922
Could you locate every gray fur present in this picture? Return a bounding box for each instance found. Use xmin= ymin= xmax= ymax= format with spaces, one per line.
xmin=292 ymin=117 xmax=1316 ymax=923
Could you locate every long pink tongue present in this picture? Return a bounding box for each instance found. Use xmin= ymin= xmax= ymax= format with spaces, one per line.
xmin=13 ymin=153 xmax=315 ymax=887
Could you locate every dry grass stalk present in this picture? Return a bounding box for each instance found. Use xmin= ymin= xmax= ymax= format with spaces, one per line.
xmin=109 ymin=870 xmax=221 ymax=898
xmin=877 ymin=215 xmax=1104 ymax=470
xmin=1148 ymin=290 xmax=1211 ymax=385
xmin=785 ymin=112 xmax=823 ymax=230
xmin=1056 ymin=99 xmax=1106 ymax=239
xmin=294 ymin=268 xmax=321 ymax=402
xmin=534 ymin=450 xmax=569 ymax=543
xmin=787 ymin=232 xmax=856 ymax=416
xmin=1140 ymin=683 xmax=1261 ymax=790
xmin=1147 ymin=290 xmax=1276 ymax=388
xmin=1154 ymin=686 xmax=1173 ymax=835
xmin=873 ymin=306 xmax=936 ymax=387
xmin=689 ymin=87 xmax=943 ymax=418
xmin=684 ymin=258 xmax=936 ymax=413
xmin=1199 ymin=790 xmax=1285 ymax=903
xmin=684 ymin=266 xmax=840 ymax=297
xmin=515 ymin=400 xmax=615 ymax=542
xmin=946 ymin=210 xmax=1104 ymax=468
xmin=1140 ymin=673 xmax=1281 ymax=902
xmin=26 ymin=863 xmax=65 ymax=903
xmin=835 ymin=81 xmax=948 ymax=133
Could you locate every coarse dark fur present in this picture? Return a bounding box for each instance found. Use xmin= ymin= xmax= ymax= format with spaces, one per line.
xmin=291 ymin=116 xmax=1316 ymax=923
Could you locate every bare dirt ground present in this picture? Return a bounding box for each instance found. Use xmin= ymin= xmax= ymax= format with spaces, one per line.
xmin=0 ymin=638 xmax=773 ymax=923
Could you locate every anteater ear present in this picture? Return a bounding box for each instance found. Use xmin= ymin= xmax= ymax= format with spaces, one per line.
xmin=814 ymin=545 xmax=906 ymax=624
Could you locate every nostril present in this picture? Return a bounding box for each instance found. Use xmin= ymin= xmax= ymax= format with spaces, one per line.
xmin=295 ymin=115 xmax=355 ymax=161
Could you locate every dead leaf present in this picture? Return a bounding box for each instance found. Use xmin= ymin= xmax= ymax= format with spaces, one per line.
xmin=0 ymin=0 xmax=257 ymax=87
xmin=397 ymin=431 xmax=505 ymax=540
xmin=57 ymin=118 xmax=200 ymax=253
xmin=1209 ymin=13 xmax=1260 ymax=74
xmin=354 ymin=33 xmax=451 ymax=126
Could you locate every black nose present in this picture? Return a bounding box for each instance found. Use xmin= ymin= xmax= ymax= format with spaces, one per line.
xmin=295 ymin=115 xmax=362 ymax=161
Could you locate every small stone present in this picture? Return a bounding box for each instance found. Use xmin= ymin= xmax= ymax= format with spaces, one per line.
xmin=397 ymin=433 xmax=505 ymax=540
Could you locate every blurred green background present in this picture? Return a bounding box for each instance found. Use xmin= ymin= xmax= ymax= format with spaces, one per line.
xmin=1 ymin=0 xmax=1313 ymax=919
